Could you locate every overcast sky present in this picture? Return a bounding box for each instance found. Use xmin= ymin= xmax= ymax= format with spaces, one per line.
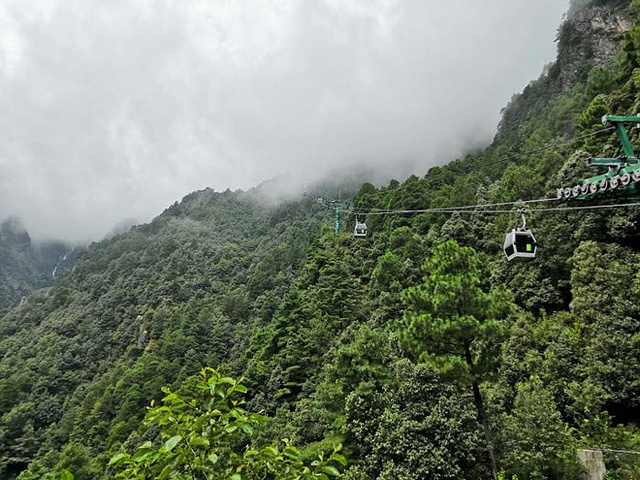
xmin=0 ymin=0 xmax=569 ymax=242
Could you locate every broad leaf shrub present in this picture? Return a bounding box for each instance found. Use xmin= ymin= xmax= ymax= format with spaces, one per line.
xmin=109 ymin=368 xmax=345 ymax=479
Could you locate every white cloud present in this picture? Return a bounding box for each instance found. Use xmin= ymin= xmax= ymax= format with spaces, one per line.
xmin=0 ymin=0 xmax=569 ymax=242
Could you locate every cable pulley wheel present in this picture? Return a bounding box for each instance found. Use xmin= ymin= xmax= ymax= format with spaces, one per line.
xmin=621 ymin=173 xmax=631 ymax=186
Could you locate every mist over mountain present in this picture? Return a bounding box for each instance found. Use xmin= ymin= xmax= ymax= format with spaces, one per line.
xmin=0 ymin=217 xmax=72 ymax=311
xmin=2 ymin=0 xmax=640 ymax=478
xmin=0 ymin=0 xmax=568 ymax=242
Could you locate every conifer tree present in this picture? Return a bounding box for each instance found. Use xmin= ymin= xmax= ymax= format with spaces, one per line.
xmin=400 ymin=240 xmax=514 ymax=476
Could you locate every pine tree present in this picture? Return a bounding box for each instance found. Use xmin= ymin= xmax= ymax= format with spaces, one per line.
xmin=399 ymin=240 xmax=514 ymax=475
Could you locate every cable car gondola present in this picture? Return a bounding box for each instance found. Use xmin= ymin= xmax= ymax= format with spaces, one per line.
xmin=503 ymin=209 xmax=537 ymax=262
xmin=354 ymin=220 xmax=367 ymax=238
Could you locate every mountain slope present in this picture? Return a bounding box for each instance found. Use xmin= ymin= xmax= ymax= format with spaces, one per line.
xmin=2 ymin=0 xmax=640 ymax=479
xmin=0 ymin=188 xmax=337 ymax=478
xmin=240 ymin=1 xmax=640 ymax=477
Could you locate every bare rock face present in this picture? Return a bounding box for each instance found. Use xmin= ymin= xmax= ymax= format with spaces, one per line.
xmin=570 ymin=2 xmax=631 ymax=52
xmin=0 ymin=217 xmax=74 ymax=310
xmin=495 ymin=0 xmax=631 ymax=138
xmin=588 ymin=11 xmax=632 ymax=32
xmin=0 ymin=217 xmax=31 ymax=251
xmin=555 ymin=1 xmax=632 ymax=93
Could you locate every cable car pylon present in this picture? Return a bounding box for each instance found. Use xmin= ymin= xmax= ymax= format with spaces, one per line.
xmin=558 ymin=114 xmax=640 ymax=200
xmin=316 ymin=196 xmax=351 ymax=234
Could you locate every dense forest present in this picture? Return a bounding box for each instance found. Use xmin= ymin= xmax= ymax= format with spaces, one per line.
xmin=1 ymin=0 xmax=640 ymax=478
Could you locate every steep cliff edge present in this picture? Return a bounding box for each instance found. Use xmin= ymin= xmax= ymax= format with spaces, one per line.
xmin=0 ymin=218 xmax=71 ymax=312
xmin=496 ymin=0 xmax=632 ymax=138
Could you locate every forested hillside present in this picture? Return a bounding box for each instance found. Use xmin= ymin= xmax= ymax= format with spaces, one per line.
xmin=2 ymin=0 xmax=640 ymax=479
xmin=0 ymin=187 xmax=338 ymax=478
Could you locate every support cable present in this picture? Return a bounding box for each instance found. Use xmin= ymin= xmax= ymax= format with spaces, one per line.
xmin=349 ymin=197 xmax=560 ymax=216
xmin=583 ymin=448 xmax=640 ymax=456
xmin=347 ymin=200 xmax=640 ymax=217
xmin=475 ymin=126 xmax=616 ymax=169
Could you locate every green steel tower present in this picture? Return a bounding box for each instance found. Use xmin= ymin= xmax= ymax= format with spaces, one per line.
xmin=315 ymin=197 xmax=351 ymax=234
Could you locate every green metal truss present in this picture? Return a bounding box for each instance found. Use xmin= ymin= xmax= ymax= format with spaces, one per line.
xmin=316 ymin=197 xmax=351 ymax=233
xmin=557 ymin=115 xmax=640 ymax=200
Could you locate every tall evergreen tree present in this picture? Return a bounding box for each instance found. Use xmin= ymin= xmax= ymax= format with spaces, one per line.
xmin=399 ymin=240 xmax=514 ymax=475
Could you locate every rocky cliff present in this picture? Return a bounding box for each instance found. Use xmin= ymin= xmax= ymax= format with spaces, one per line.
xmin=0 ymin=218 xmax=71 ymax=311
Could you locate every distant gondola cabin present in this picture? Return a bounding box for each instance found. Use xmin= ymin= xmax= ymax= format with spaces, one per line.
xmin=503 ymin=229 xmax=537 ymax=262
xmin=354 ymin=222 xmax=367 ymax=238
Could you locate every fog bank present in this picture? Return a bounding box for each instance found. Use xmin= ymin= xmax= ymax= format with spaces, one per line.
xmin=0 ymin=0 xmax=569 ymax=242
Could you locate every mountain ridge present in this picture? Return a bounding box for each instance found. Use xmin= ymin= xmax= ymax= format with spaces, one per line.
xmin=2 ymin=0 xmax=639 ymax=478
xmin=0 ymin=217 xmax=73 ymax=312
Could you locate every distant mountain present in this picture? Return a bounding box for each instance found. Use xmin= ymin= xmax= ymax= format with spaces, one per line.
xmin=2 ymin=1 xmax=639 ymax=479
xmin=0 ymin=217 xmax=73 ymax=312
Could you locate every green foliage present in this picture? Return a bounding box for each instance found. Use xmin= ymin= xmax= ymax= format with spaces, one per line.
xmin=60 ymin=470 xmax=74 ymax=480
xmin=1 ymin=190 xmax=329 ymax=478
xmin=400 ymin=240 xmax=512 ymax=376
xmin=3 ymin=1 xmax=640 ymax=478
xmin=109 ymin=368 xmax=345 ymax=479
xmin=496 ymin=376 xmax=581 ymax=479
xmin=399 ymin=240 xmax=514 ymax=475
xmin=495 ymin=473 xmax=519 ymax=480
xmin=569 ymin=241 xmax=640 ymax=414
xmin=343 ymin=359 xmax=488 ymax=479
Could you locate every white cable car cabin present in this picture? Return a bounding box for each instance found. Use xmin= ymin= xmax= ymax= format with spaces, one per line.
xmin=503 ymin=229 xmax=537 ymax=262
xmin=503 ymin=208 xmax=537 ymax=262
xmin=354 ymin=221 xmax=367 ymax=237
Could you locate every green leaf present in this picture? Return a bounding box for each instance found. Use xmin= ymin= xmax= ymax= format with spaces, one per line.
xmin=283 ymin=446 xmax=300 ymax=459
xmin=162 ymin=393 xmax=178 ymax=402
xmin=263 ymin=446 xmax=278 ymax=457
xmin=60 ymin=469 xmax=74 ymax=480
xmin=230 ymin=474 xmax=242 ymax=480
xmin=208 ymin=452 xmax=219 ymax=464
xmin=241 ymin=423 xmax=254 ymax=435
xmin=133 ymin=449 xmax=151 ymax=461
xmin=329 ymin=453 xmax=347 ymax=466
xmin=321 ymin=465 xmax=341 ymax=477
xmin=191 ymin=436 xmax=210 ymax=447
xmin=163 ymin=435 xmax=182 ymax=452
xmin=108 ymin=453 xmax=127 ymax=466
xmin=159 ymin=464 xmax=173 ymax=479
